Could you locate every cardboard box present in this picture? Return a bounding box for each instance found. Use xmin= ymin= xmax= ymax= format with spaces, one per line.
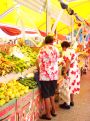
xmin=0 ymin=99 xmax=16 ymax=120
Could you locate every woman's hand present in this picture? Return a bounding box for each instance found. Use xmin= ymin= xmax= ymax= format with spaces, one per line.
xmin=63 ymin=72 xmax=67 ymax=78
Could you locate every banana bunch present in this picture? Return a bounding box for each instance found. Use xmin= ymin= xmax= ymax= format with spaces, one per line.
xmin=5 ymin=55 xmax=29 ymax=73
xmin=19 ymin=45 xmax=38 ymax=66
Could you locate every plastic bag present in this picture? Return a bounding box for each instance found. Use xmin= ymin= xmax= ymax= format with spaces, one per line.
xmin=59 ymin=77 xmax=70 ymax=103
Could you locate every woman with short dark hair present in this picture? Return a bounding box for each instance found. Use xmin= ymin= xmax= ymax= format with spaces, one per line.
xmin=61 ymin=41 xmax=70 ymax=48
xmin=59 ymin=41 xmax=80 ymax=109
xmin=37 ymin=35 xmax=59 ymax=120
xmin=44 ymin=35 xmax=54 ymax=44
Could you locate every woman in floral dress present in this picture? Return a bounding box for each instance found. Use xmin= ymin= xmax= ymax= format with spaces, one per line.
xmin=60 ymin=41 xmax=80 ymax=109
xmin=37 ymin=35 xmax=59 ymax=119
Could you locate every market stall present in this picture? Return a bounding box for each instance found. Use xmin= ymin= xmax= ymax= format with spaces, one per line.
xmin=0 ymin=44 xmax=45 ymax=121
xmin=0 ymin=0 xmax=90 ymax=121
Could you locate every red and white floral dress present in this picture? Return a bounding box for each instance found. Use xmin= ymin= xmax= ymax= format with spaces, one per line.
xmin=62 ymin=48 xmax=80 ymax=94
xmin=38 ymin=45 xmax=59 ymax=81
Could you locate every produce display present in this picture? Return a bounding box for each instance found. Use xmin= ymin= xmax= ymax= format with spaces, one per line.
xmin=19 ymin=45 xmax=38 ymax=66
xmin=0 ymin=80 xmax=29 ymax=106
xmin=0 ymin=44 xmax=40 ymax=108
xmin=0 ymin=55 xmax=15 ymax=76
xmin=5 ymin=55 xmax=29 ymax=73
xmin=77 ymin=50 xmax=89 ymax=68
xmin=0 ymin=45 xmax=38 ymax=75
xmin=0 ymin=45 xmax=39 ymax=107
xmin=18 ymin=77 xmax=38 ymax=89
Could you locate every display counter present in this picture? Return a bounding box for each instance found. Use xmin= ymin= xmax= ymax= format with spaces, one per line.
xmin=0 ymin=66 xmax=45 ymax=121
xmin=0 ymin=88 xmax=44 ymax=121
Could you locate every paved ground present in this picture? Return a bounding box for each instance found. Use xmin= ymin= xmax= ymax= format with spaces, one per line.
xmin=39 ymin=71 xmax=90 ymax=121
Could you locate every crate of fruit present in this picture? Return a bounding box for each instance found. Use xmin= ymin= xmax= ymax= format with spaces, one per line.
xmin=0 ymin=98 xmax=16 ymax=120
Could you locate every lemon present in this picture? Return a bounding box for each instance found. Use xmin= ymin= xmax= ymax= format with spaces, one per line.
xmin=7 ymin=90 xmax=12 ymax=96
xmin=7 ymin=83 xmax=12 ymax=87
xmin=20 ymin=90 xmax=24 ymax=96
xmin=0 ymin=87 xmax=5 ymax=92
xmin=0 ymin=94 xmax=5 ymax=99
xmin=10 ymin=94 xmax=15 ymax=99
xmin=0 ymin=99 xmax=6 ymax=106
xmin=15 ymin=92 xmax=20 ymax=98
xmin=5 ymin=96 xmax=10 ymax=103
xmin=1 ymin=83 xmax=6 ymax=87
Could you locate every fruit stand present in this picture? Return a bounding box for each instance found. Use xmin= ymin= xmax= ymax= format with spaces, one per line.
xmin=0 ymin=44 xmax=45 ymax=121
xmin=0 ymin=0 xmax=90 ymax=120
xmin=0 ymin=33 xmax=89 ymax=121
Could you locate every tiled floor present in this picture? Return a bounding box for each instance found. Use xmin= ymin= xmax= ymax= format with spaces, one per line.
xmin=39 ymin=71 xmax=90 ymax=121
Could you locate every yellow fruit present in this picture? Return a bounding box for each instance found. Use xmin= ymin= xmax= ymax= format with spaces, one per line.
xmin=7 ymin=83 xmax=12 ymax=87
xmin=0 ymin=94 xmax=5 ymax=99
xmin=1 ymin=83 xmax=6 ymax=87
xmin=12 ymin=80 xmax=17 ymax=85
xmin=17 ymin=83 xmax=22 ymax=87
xmin=10 ymin=94 xmax=15 ymax=99
xmin=5 ymin=96 xmax=10 ymax=103
xmin=0 ymin=87 xmax=5 ymax=92
xmin=13 ymin=80 xmax=16 ymax=83
xmin=21 ymin=86 xmax=25 ymax=90
xmin=25 ymin=88 xmax=29 ymax=93
xmin=7 ymin=90 xmax=12 ymax=96
xmin=0 ymin=99 xmax=6 ymax=106
xmin=25 ymin=86 xmax=29 ymax=89
xmin=20 ymin=90 xmax=24 ymax=96
xmin=25 ymin=89 xmax=29 ymax=93
xmin=15 ymin=92 xmax=20 ymax=98
xmin=17 ymin=87 xmax=22 ymax=91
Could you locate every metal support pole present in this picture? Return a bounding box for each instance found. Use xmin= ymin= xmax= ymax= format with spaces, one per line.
xmin=71 ymin=15 xmax=74 ymax=42
xmin=51 ymin=9 xmax=64 ymax=33
xmin=46 ymin=0 xmax=51 ymax=34
xmin=0 ymin=4 xmax=20 ymax=19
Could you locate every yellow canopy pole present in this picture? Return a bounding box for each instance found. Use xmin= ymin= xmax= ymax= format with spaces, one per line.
xmin=51 ymin=9 xmax=64 ymax=33
xmin=71 ymin=15 xmax=74 ymax=42
xmin=46 ymin=0 xmax=51 ymax=34
xmin=0 ymin=4 xmax=20 ymax=19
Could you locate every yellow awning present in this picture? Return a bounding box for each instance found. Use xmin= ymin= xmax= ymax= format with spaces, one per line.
xmin=0 ymin=0 xmax=90 ymax=35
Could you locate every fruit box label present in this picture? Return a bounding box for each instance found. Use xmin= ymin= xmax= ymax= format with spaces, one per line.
xmin=16 ymin=91 xmax=33 ymax=110
xmin=1 ymin=113 xmax=16 ymax=121
xmin=0 ymin=99 xmax=16 ymax=120
xmin=17 ymin=103 xmax=30 ymax=121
